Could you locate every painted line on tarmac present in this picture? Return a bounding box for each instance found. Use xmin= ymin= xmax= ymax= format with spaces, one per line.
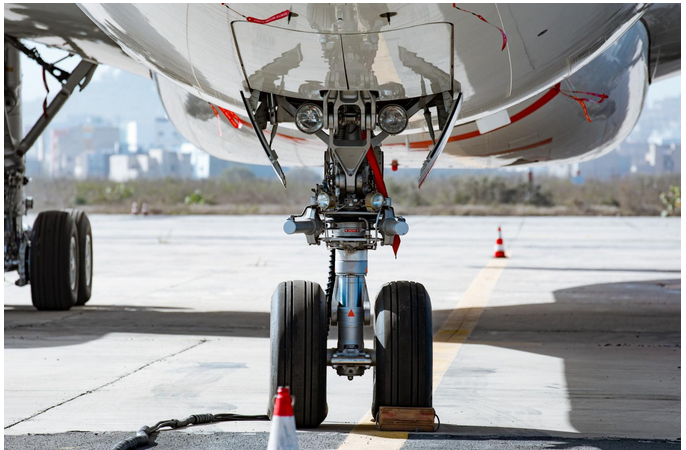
xmin=337 ymin=256 xmax=510 ymax=449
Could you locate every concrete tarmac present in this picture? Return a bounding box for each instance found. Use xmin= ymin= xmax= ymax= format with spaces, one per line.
xmin=4 ymin=215 xmax=681 ymax=449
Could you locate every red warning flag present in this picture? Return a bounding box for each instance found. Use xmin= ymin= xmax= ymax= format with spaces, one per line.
xmin=555 ymin=88 xmax=609 ymax=122
xmin=223 ymin=5 xmax=291 ymax=25
xmin=246 ymin=9 xmax=290 ymax=24
xmin=217 ymin=106 xmax=241 ymax=129
xmin=366 ymin=147 xmax=401 ymax=258
xmin=452 ymin=4 xmax=508 ymax=51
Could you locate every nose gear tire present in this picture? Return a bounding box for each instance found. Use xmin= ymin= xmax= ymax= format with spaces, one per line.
xmin=30 ymin=211 xmax=79 ymax=311
xmin=269 ymin=280 xmax=328 ymax=428
xmin=372 ymin=281 xmax=433 ymax=417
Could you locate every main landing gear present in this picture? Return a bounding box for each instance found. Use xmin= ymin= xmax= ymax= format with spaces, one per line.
xmin=241 ymin=86 xmax=463 ymax=427
xmin=4 ymin=36 xmax=97 ymax=310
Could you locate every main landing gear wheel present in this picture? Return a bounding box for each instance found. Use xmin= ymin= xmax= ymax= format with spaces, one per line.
xmin=372 ymin=281 xmax=433 ymax=418
xmin=30 ymin=211 xmax=79 ymax=311
xmin=65 ymin=209 xmax=93 ymax=305
xmin=269 ymin=280 xmax=328 ymax=428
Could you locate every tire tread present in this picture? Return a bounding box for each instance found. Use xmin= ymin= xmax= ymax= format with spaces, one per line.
xmin=30 ymin=211 xmax=78 ymax=311
xmin=270 ymin=280 xmax=327 ymax=428
xmin=372 ymin=281 xmax=432 ymax=417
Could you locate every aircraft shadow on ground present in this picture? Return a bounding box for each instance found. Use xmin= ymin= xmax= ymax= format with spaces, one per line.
xmin=4 ymin=278 xmax=680 ymax=442
xmin=432 ymin=277 xmax=681 ymax=443
xmin=3 ymin=305 xmax=377 ymax=348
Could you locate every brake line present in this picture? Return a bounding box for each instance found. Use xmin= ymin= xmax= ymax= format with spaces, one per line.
xmin=112 ymin=412 xmax=269 ymax=449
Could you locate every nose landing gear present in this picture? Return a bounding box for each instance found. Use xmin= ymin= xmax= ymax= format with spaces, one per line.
xmin=256 ymin=87 xmax=463 ymax=428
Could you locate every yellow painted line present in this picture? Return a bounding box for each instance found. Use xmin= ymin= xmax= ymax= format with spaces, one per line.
xmin=432 ymin=257 xmax=509 ymax=388
xmin=338 ymin=257 xmax=509 ymax=449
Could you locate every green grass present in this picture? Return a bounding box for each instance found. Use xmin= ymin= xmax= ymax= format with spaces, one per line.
xmin=26 ymin=170 xmax=681 ymax=216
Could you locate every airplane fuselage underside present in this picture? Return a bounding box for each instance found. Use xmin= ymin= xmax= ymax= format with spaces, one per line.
xmin=74 ymin=3 xmax=651 ymax=172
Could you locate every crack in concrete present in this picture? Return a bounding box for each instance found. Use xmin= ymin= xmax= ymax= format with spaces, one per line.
xmin=4 ymin=311 xmax=85 ymax=331
xmin=4 ymin=339 xmax=208 ymax=430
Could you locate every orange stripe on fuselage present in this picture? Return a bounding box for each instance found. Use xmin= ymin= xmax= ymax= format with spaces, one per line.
xmin=408 ymin=83 xmax=561 ymax=150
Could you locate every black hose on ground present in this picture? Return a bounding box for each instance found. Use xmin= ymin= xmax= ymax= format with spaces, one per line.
xmin=112 ymin=413 xmax=269 ymax=449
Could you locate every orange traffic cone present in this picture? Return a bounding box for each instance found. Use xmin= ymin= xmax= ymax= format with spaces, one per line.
xmin=268 ymin=387 xmax=298 ymax=450
xmin=130 ymin=201 xmax=138 ymax=215
xmin=494 ymin=226 xmax=506 ymax=258
xmin=141 ymin=202 xmax=148 ymax=216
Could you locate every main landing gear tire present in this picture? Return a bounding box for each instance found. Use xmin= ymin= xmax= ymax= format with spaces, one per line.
xmin=30 ymin=211 xmax=79 ymax=311
xmin=64 ymin=209 xmax=93 ymax=305
xmin=269 ymin=280 xmax=328 ymax=428
xmin=372 ymin=281 xmax=433 ymax=418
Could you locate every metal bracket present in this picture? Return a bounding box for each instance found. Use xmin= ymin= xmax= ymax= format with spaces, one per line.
xmin=239 ymin=91 xmax=287 ymax=187
xmin=5 ymin=34 xmax=73 ymax=84
xmin=324 ymin=91 xmax=375 ymax=181
xmin=417 ymin=91 xmax=463 ymax=188
xmin=15 ymin=59 xmax=98 ymax=157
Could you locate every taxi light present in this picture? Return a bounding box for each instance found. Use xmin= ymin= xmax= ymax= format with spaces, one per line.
xmin=365 ymin=192 xmax=385 ymax=211
xmin=377 ymin=105 xmax=408 ymax=135
xmin=295 ymin=103 xmax=324 ymax=134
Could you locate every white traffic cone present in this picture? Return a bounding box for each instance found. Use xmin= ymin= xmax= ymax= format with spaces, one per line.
xmin=494 ymin=226 xmax=506 ymax=258
xmin=141 ymin=202 xmax=148 ymax=216
xmin=268 ymin=387 xmax=298 ymax=450
xmin=130 ymin=201 xmax=138 ymax=215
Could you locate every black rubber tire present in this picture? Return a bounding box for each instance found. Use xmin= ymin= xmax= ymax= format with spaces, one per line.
xmin=372 ymin=281 xmax=433 ymax=418
xmin=30 ymin=211 xmax=79 ymax=311
xmin=64 ymin=209 xmax=93 ymax=305
xmin=269 ymin=280 xmax=328 ymax=428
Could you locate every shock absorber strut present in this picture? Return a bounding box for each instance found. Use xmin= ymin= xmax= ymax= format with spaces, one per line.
xmin=329 ymin=225 xmax=372 ymax=379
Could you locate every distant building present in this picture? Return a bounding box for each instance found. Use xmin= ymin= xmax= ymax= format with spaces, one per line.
xmin=181 ymin=143 xmax=210 ymax=179
xmin=148 ymin=148 xmax=193 ymax=178
xmin=126 ymin=121 xmax=138 ymax=153
xmin=109 ymin=154 xmax=148 ymax=181
xmin=47 ymin=119 xmax=120 ymax=178
xmin=154 ymin=117 xmax=185 ymax=152
xmin=74 ymin=152 xmax=110 ymax=180
xmin=108 ymin=148 xmax=193 ymax=181
xmin=640 ymin=143 xmax=681 ymax=175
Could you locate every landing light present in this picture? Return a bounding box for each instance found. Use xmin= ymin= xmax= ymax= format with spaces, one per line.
xmin=377 ymin=105 xmax=408 ymax=135
xmin=316 ymin=192 xmax=334 ymax=210
xmin=295 ymin=103 xmax=324 ymax=134
xmin=366 ymin=192 xmax=385 ymax=211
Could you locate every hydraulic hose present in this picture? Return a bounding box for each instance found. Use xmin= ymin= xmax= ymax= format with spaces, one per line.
xmin=326 ymin=249 xmax=336 ymax=325
xmin=112 ymin=412 xmax=269 ymax=449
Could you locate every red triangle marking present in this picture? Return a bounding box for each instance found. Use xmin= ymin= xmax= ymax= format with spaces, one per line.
xmin=347 ymin=310 xmax=355 ymax=317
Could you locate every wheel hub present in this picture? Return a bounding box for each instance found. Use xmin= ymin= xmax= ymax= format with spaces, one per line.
xmin=85 ymin=234 xmax=92 ymax=287
xmin=69 ymin=236 xmax=77 ymax=291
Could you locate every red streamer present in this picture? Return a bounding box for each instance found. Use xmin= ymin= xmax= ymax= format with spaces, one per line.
xmin=217 ymin=106 xmax=241 ymax=129
xmin=210 ymin=104 xmax=222 ymax=137
xmin=366 ymin=147 xmax=401 ymax=258
xmin=452 ymin=4 xmax=507 ymax=51
xmin=246 ymin=9 xmax=290 ymax=24
xmin=42 ymin=68 xmax=50 ymax=119
xmin=555 ymin=88 xmax=609 ymax=123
